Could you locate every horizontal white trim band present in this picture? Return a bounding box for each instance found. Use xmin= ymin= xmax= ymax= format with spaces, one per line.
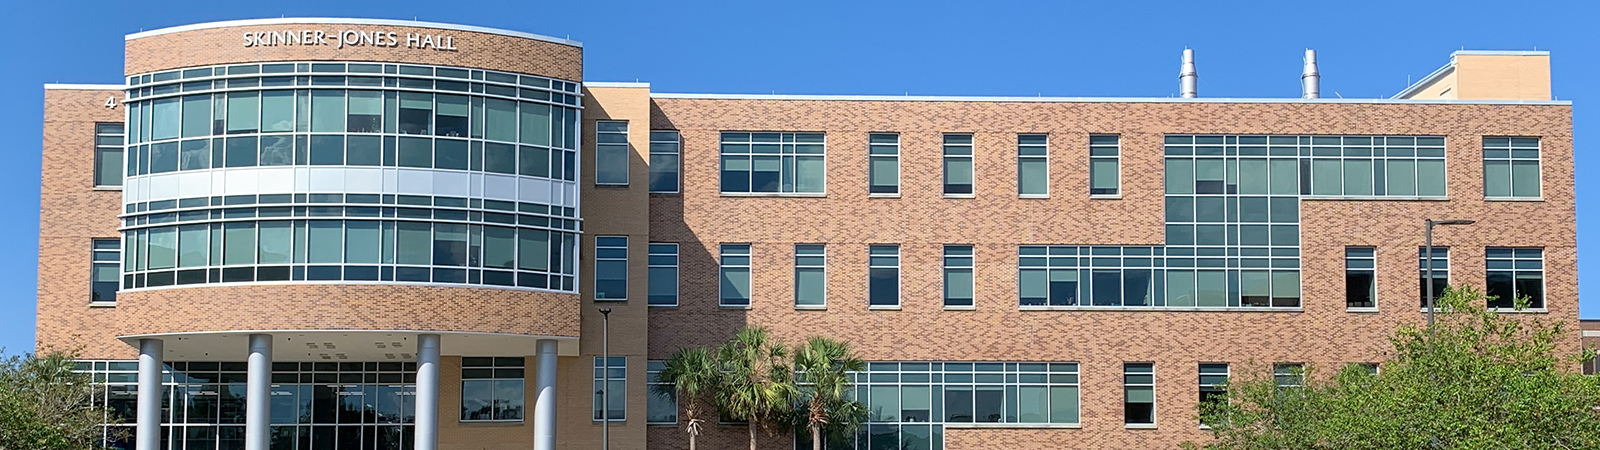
xmin=127 ymin=17 xmax=582 ymax=47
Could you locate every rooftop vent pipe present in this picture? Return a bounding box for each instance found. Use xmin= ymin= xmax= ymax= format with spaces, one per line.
xmin=1301 ymin=49 xmax=1320 ymax=99
xmin=1179 ymin=49 xmax=1198 ymax=98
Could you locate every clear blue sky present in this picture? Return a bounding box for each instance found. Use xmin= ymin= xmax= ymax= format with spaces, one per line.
xmin=0 ymin=0 xmax=1594 ymax=353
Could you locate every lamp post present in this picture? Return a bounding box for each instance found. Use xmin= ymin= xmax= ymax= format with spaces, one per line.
xmin=1424 ymin=219 xmax=1475 ymax=327
xmin=598 ymin=307 xmax=612 ymax=450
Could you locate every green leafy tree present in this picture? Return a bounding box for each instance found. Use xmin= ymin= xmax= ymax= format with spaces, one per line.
xmin=654 ymin=346 xmax=720 ymax=450
xmin=0 ymin=350 xmax=121 ymax=450
xmin=792 ymin=336 xmax=868 ymax=450
xmin=1189 ymin=286 xmax=1600 ymax=450
xmin=717 ymin=326 xmax=798 ymax=450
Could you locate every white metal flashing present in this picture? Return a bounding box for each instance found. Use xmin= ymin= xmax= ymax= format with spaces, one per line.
xmin=1583 ymin=330 xmax=1600 ymax=338
xmin=1452 ymin=50 xmax=1549 ymax=56
xmin=652 ymin=92 xmax=1568 ymax=106
xmin=126 ymin=18 xmax=581 ymax=47
xmin=584 ymin=82 xmax=650 ymax=88
xmin=44 ymin=83 xmax=126 ymax=90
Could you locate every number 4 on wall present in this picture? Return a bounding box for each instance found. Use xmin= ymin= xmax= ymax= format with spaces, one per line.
xmin=104 ymin=96 xmax=118 ymax=109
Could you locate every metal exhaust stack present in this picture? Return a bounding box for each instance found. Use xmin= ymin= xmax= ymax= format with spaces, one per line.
xmin=1301 ymin=49 xmax=1320 ymax=99
xmin=1180 ymin=49 xmax=1198 ymax=98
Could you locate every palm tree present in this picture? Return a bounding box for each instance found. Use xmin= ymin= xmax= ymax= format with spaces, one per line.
xmin=793 ymin=337 xmax=868 ymax=450
xmin=717 ymin=326 xmax=797 ymax=450
xmin=654 ymin=346 xmax=719 ymax=450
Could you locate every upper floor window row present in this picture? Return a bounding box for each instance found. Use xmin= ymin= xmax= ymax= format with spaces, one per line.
xmin=1164 ymin=135 xmax=1447 ymax=198
xmin=719 ymin=132 xmax=825 ymax=194
xmin=1483 ymin=137 xmax=1541 ymax=199
xmin=127 ymin=62 xmax=580 ymax=102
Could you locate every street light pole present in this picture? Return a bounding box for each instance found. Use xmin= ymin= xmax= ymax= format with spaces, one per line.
xmin=599 ymin=307 xmax=612 ymax=450
xmin=1424 ymin=219 xmax=1475 ymax=327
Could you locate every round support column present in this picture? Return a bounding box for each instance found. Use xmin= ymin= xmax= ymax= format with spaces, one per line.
xmin=137 ymin=338 xmax=163 ymax=450
xmin=245 ymin=334 xmax=272 ymax=450
xmin=533 ymin=339 xmax=559 ymax=450
xmin=414 ymin=334 xmax=442 ymax=450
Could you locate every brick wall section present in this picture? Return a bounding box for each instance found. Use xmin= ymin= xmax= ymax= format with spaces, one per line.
xmin=125 ymin=23 xmax=581 ymax=81
xmin=644 ymin=98 xmax=1576 ymax=449
xmin=37 ymin=87 xmax=128 ymax=357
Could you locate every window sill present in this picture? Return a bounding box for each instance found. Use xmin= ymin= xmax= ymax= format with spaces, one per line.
xmin=868 ymin=193 xmax=901 ymax=198
xmin=93 ymin=186 xmax=123 ymax=191
xmin=943 ymin=305 xmax=976 ymax=311
xmin=795 ymin=305 xmax=827 ymax=311
xmin=89 ymin=301 xmax=117 ymax=308
xmin=460 ymin=420 xmax=524 ymax=426
xmin=1089 ymin=194 xmax=1123 ymax=200
xmin=942 ymin=423 xmax=1080 ymax=429
xmin=719 ymin=305 xmax=752 ymax=310
xmin=594 ymin=183 xmax=630 ymax=188
xmin=1020 ymin=306 xmax=1302 ymax=313
xmin=1345 ymin=307 xmax=1380 ymax=314
xmin=1489 ymin=308 xmax=1549 ymax=314
xmin=1125 ymin=423 xmax=1158 ymax=430
xmin=648 ymin=191 xmax=681 ymax=195
xmin=868 ymin=305 xmax=902 ymax=311
xmin=594 ymin=298 xmax=627 ymax=302
xmin=647 ymin=422 xmax=679 ymax=427
xmin=647 ymin=304 xmax=679 ymax=309
xmin=1018 ymin=194 xmax=1050 ymax=199
xmin=720 ymin=192 xmax=826 ymax=198
xmin=943 ymin=194 xmax=976 ymax=199
xmin=1485 ymin=196 xmax=1544 ymax=202
xmin=1300 ymin=195 xmax=1449 ymax=201
xmin=592 ymin=419 xmax=627 ymax=423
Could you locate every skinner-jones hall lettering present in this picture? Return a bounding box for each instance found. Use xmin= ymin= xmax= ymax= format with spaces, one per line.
xmin=242 ymin=30 xmax=458 ymax=51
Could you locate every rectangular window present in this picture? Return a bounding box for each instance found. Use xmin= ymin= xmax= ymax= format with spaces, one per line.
xmin=794 ymin=244 xmax=826 ymax=308
xmin=944 ymin=134 xmax=974 ymax=195
xmin=648 ymin=131 xmax=681 ymax=193
xmin=95 ymin=123 xmax=125 ymax=187
xmin=593 ymin=356 xmax=626 ymax=421
xmin=1018 ymin=134 xmax=1049 ymax=197
xmin=595 ymin=121 xmax=629 ymax=185
xmin=646 ymin=360 xmax=677 ymax=425
xmin=594 ymin=236 xmax=627 ymax=301
xmin=1274 ymin=363 xmax=1304 ymax=388
xmin=647 ymin=243 xmax=678 ymax=306
xmin=1419 ymin=247 xmax=1450 ymax=309
xmin=719 ymin=132 xmax=825 ymax=194
xmin=849 ymin=361 xmax=1078 ymax=427
xmin=1198 ymin=363 xmax=1228 ymax=425
xmin=1090 ymin=135 xmax=1121 ymax=196
xmin=1487 ymin=248 xmax=1544 ymax=309
xmin=944 ymin=245 xmax=975 ymax=308
xmin=869 ymin=245 xmax=900 ymax=307
xmin=1123 ymin=363 xmax=1155 ymax=425
xmin=1346 ymin=247 xmax=1376 ymax=309
xmin=869 ymin=133 xmax=900 ymax=195
xmin=1483 ymin=137 xmax=1541 ymax=199
xmin=461 ymin=357 xmax=525 ymax=422
xmin=91 ymin=239 xmax=119 ymax=303
xmin=720 ymin=244 xmax=752 ymax=307
xmin=1018 ymin=246 xmax=1079 ymax=307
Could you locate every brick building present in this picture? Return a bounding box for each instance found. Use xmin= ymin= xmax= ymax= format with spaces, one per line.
xmin=37 ymin=18 xmax=1578 ymax=450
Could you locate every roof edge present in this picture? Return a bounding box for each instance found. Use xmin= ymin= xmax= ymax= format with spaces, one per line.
xmin=584 ymin=82 xmax=651 ymax=88
xmin=651 ymin=92 xmax=1569 ymax=106
xmin=44 ymin=83 xmax=126 ymax=90
xmin=125 ymin=18 xmax=581 ymax=47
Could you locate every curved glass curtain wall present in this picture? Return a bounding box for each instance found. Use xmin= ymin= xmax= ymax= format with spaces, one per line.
xmin=120 ymin=61 xmax=582 ymax=292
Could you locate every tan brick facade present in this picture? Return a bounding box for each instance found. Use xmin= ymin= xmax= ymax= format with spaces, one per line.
xmin=642 ymin=98 xmax=1577 ymax=449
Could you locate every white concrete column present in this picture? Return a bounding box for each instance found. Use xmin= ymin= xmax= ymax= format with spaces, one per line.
xmin=136 ymin=338 xmax=163 ymax=450
xmin=245 ymin=334 xmax=272 ymax=450
xmin=414 ymin=334 xmax=441 ymax=450
xmin=532 ymin=339 xmax=559 ymax=450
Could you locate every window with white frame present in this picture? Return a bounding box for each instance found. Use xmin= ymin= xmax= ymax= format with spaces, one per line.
xmin=869 ymin=245 xmax=900 ymax=307
xmin=647 ymin=243 xmax=678 ymax=306
xmin=1346 ymin=247 xmax=1376 ymax=309
xmin=1017 ymin=134 xmax=1049 ymax=197
xmin=1419 ymin=247 xmax=1449 ymax=309
xmin=869 ymin=133 xmax=900 ymax=195
xmin=719 ymin=132 xmax=825 ymax=194
xmin=1198 ymin=363 xmax=1228 ymax=424
xmin=1124 ymin=363 xmax=1155 ymax=425
xmin=95 ymin=123 xmax=124 ymax=187
xmin=1090 ymin=135 xmax=1120 ymax=196
xmin=1483 ymin=137 xmax=1540 ymax=199
xmin=1486 ymin=248 xmax=1544 ymax=309
xmin=594 ymin=236 xmax=627 ymax=301
xmin=720 ymin=244 xmax=752 ymax=307
xmin=595 ymin=121 xmax=629 ymax=185
xmin=944 ymin=134 xmax=974 ymax=195
xmin=646 ymin=360 xmax=677 ymax=424
xmin=943 ymin=245 xmax=974 ymax=307
xmin=1274 ymin=363 xmax=1304 ymax=388
xmin=649 ymin=130 xmax=681 ymax=193
xmin=593 ymin=357 xmax=626 ymax=421
xmin=795 ymin=244 xmax=826 ymax=308
xmin=91 ymin=239 xmax=119 ymax=303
